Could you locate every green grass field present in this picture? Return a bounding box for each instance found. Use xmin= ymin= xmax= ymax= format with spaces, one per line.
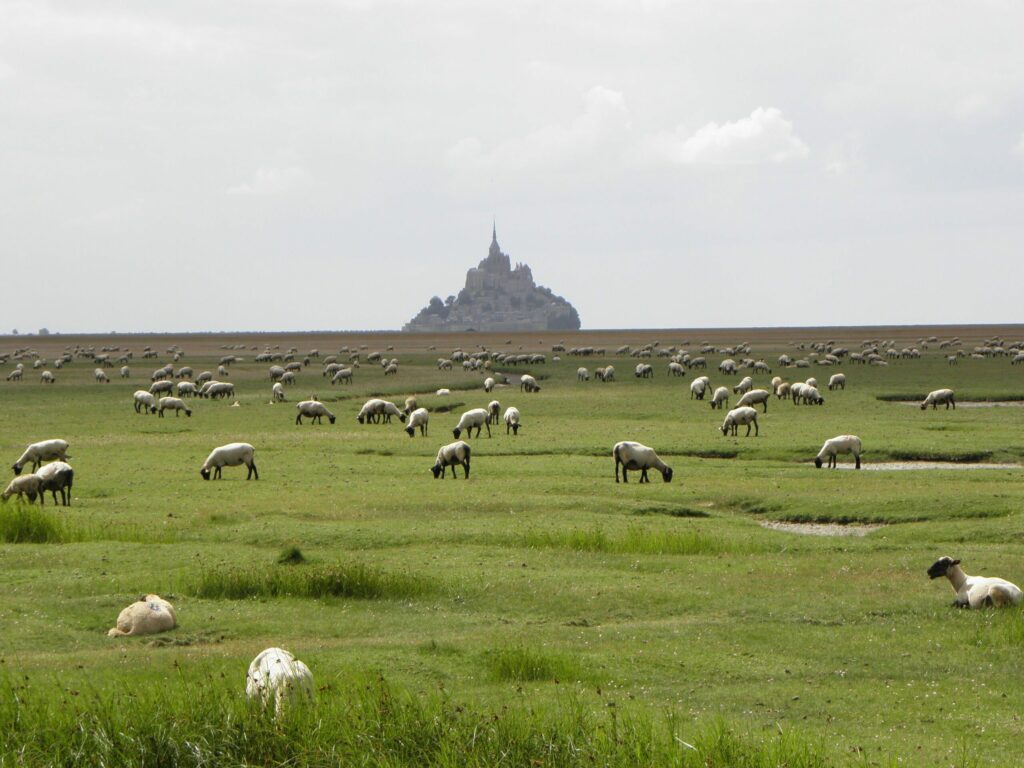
xmin=1 ymin=329 xmax=1023 ymax=766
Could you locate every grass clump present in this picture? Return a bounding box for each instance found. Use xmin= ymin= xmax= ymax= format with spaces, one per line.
xmin=485 ymin=645 xmax=582 ymax=683
xmin=277 ymin=545 xmax=306 ymax=565
xmin=0 ymin=503 xmax=68 ymax=543
xmin=524 ymin=526 xmax=759 ymax=556
xmin=190 ymin=563 xmax=433 ymax=601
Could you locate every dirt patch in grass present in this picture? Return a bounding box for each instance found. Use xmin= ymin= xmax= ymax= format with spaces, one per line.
xmin=837 ymin=461 xmax=1019 ymax=471
xmin=760 ymin=521 xmax=884 ymax=537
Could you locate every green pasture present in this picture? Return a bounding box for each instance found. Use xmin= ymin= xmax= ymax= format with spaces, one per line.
xmin=1 ymin=339 xmax=1023 ymax=766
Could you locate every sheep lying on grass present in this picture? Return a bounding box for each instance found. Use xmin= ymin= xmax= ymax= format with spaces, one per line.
xmin=814 ymin=435 xmax=862 ymax=469
xmin=927 ymin=556 xmax=1023 ymax=608
xmin=246 ymin=647 xmax=314 ymax=717
xmin=613 ymin=441 xmax=672 ymax=483
xmin=108 ymin=595 xmax=177 ymax=637
xmin=432 ymin=440 xmax=471 ymax=479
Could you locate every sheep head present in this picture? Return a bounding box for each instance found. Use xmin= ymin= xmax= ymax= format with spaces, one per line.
xmin=200 ymin=468 xmax=211 ymax=481
xmin=11 ymin=463 xmax=23 ymax=476
xmin=661 ymin=467 xmax=673 ymax=483
xmin=927 ymin=556 xmax=960 ymax=579
xmin=814 ymin=457 xmax=823 ymax=469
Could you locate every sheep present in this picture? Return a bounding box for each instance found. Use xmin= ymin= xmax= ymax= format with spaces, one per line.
xmin=431 ymin=440 xmax=471 ymax=478
xmin=735 ymin=388 xmax=770 ymax=413
xmin=322 ymin=363 xmax=343 ymax=378
xmin=296 ymin=400 xmax=336 ymax=425
xmin=218 ymin=365 xmax=229 ymax=377
xmin=815 ymin=435 xmax=863 ymax=469
xmin=35 ymin=461 xmax=73 ymax=506
xmin=453 ymin=408 xmax=491 ymax=439
xmin=175 ymin=381 xmax=196 ymax=398
xmin=158 ymin=397 xmax=192 ymax=418
xmin=246 ymin=647 xmax=315 ymax=717
xmin=280 ymin=371 xmax=296 ymax=385
xmin=805 ymin=377 xmax=818 ymax=389
xmin=689 ymin=378 xmax=709 ymax=400
xmin=921 ymin=388 xmax=956 ymax=410
xmin=356 ymin=399 xmax=406 ymax=424
xmin=436 ymin=388 xmax=450 ymax=396
xmin=331 ymin=368 xmax=353 ymax=385
xmin=206 ymin=382 xmax=235 ymax=399
xmin=520 ymin=374 xmax=541 ymax=392
xmin=487 ymin=400 xmax=501 ymax=425
xmin=270 ymin=382 xmax=285 ymax=402
xmin=927 ymin=556 xmax=1023 ymax=609
xmin=484 ymin=376 xmax=496 ymax=392
xmin=634 ymin=363 xmax=653 ymax=379
xmin=504 ymin=406 xmax=521 ymax=435
xmin=710 ymin=386 xmax=730 ymax=410
xmin=828 ymin=373 xmax=846 ymax=391
xmin=269 ymin=365 xmax=286 ymax=381
xmin=404 ymin=407 xmax=429 ymax=437
xmin=149 ymin=380 xmax=174 ymax=397
xmin=12 ymin=439 xmax=70 ymax=475
xmin=384 ymin=363 xmax=399 ymax=376
xmin=133 ymin=390 xmax=158 ymax=414
xmin=613 ymin=441 xmax=673 ymax=483
xmin=2 ymin=474 xmax=41 ymax=503
xmin=403 ymin=396 xmax=418 ymax=415
xmin=200 ymin=443 xmax=258 ymax=480
xmin=596 ymin=365 xmax=615 ymax=382
xmin=733 ymin=376 xmax=753 ymax=395
xmin=803 ymin=385 xmax=825 ymax=405
xmin=720 ymin=406 xmax=759 ymax=437
xmin=196 ymin=371 xmax=213 ymax=385
xmin=94 ymin=367 xmax=109 ymax=383
xmin=6 ymin=368 xmax=23 ymax=381
xmin=108 ymin=595 xmax=177 ymax=637
xmin=718 ymin=359 xmax=737 ymax=375
xmin=770 ymin=376 xmax=782 ymax=390
xmin=577 ymin=367 xmax=589 ymax=381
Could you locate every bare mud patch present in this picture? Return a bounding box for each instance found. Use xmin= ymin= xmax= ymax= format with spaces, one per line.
xmin=761 ymin=521 xmax=884 ymax=537
xmin=835 ymin=462 xmax=1020 ymax=471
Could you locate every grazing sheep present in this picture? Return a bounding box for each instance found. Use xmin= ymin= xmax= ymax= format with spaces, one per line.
xmin=177 ymin=381 xmax=198 ymax=398
xmin=504 ymin=406 xmax=521 ymax=435
xmin=520 ymin=374 xmax=541 ymax=392
xmin=384 ymin=363 xmax=399 ymax=376
xmin=815 ymin=435 xmax=862 ymax=469
xmin=735 ymin=389 xmax=770 ymax=413
xmin=828 ymin=373 xmax=846 ymax=391
xmin=690 ymin=378 xmax=709 ymax=400
xmin=196 ymin=371 xmax=213 ymax=385
xmin=296 ymin=400 xmax=336 ymax=425
xmin=331 ymin=368 xmax=353 ymax=385
xmin=596 ymin=365 xmax=615 ymax=382
xmin=487 ymin=400 xmax=501 ymax=425
xmin=108 ymin=595 xmax=177 ymax=637
xmin=206 ymin=382 xmax=235 ymax=399
xmin=6 ymin=368 xmax=23 ymax=381
xmin=149 ymin=380 xmax=174 ymax=397
xmin=12 ymin=439 xmax=70 ymax=475
xmin=635 ymin=363 xmax=654 ymax=379
xmin=921 ymin=388 xmax=956 ymax=410
xmin=453 ymin=408 xmax=491 ymax=439
xmin=246 ymin=647 xmax=315 ymax=717
xmin=668 ymin=361 xmax=686 ymax=377
xmin=733 ymin=376 xmax=753 ymax=395
xmin=1 ymin=474 xmax=41 ymax=504
xmin=356 ymin=399 xmax=406 ymax=424
xmin=94 ymin=368 xmax=109 ymax=383
xmin=404 ymin=407 xmax=429 ymax=437
xmin=218 ymin=365 xmax=229 ymax=377
xmin=158 ymin=397 xmax=192 ymax=418
xmin=718 ymin=359 xmax=737 ymax=375
xmin=613 ymin=441 xmax=673 ymax=483
xmin=403 ymin=396 xmax=418 ymax=415
xmin=577 ymin=367 xmax=589 ymax=381
xmin=200 ymin=443 xmax=258 ymax=480
xmin=35 ymin=461 xmax=73 ymax=506
xmin=120 ymin=367 xmax=132 ymax=379
xmin=775 ymin=382 xmax=791 ymax=400
xmin=431 ymin=440 xmax=471 ymax=478
xmin=133 ymin=390 xmax=158 ymax=414
xmin=279 ymin=371 xmax=296 ymax=385
xmin=710 ymin=386 xmax=730 ymax=410
xmin=720 ymin=406 xmax=759 ymax=437
xmin=39 ymin=370 xmax=55 ymax=384
xmin=436 ymin=388 xmax=450 ymax=396
xmin=484 ymin=376 xmax=496 ymax=392
xmin=927 ymin=556 xmax=1023 ymax=608
xmin=805 ymin=377 xmax=818 ymax=389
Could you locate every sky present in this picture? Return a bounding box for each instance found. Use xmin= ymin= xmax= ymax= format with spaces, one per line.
xmin=2 ymin=0 xmax=1022 ymax=333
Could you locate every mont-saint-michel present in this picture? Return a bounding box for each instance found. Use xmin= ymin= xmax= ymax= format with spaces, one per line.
xmin=403 ymin=227 xmax=581 ymax=332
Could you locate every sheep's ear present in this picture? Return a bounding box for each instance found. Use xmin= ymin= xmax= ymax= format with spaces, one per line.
xmin=952 ymin=559 xmax=961 ymax=565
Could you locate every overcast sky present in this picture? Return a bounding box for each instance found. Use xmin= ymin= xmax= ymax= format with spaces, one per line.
xmin=2 ymin=1 xmax=1022 ymax=333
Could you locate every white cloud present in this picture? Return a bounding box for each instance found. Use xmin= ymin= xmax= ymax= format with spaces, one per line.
xmin=227 ymin=166 xmax=311 ymax=196
xmin=640 ymin=107 xmax=809 ymax=165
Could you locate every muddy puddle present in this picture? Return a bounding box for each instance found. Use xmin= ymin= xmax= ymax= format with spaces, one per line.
xmin=761 ymin=521 xmax=884 ymax=537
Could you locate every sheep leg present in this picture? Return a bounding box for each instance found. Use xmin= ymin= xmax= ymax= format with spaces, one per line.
xmin=854 ymin=454 xmax=861 ymax=469
xmin=295 ymin=414 xmax=302 ymax=425
xmin=640 ymin=468 xmax=649 ymax=483
xmin=462 ymin=460 xmax=470 ymax=479
xmin=615 ymin=458 xmax=621 ymax=483
xmin=248 ymin=461 xmax=259 ymax=480
xmin=485 ymin=422 xmax=491 ymax=438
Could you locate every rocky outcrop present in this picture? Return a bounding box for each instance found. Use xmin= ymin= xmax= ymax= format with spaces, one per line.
xmin=403 ymin=227 xmax=581 ymax=332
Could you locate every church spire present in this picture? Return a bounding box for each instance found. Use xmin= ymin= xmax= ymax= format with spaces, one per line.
xmin=492 ymin=219 xmax=497 ymax=245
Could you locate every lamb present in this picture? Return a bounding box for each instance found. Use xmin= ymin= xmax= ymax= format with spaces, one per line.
xmin=149 ymin=380 xmax=174 ymax=397
xmin=431 ymin=440 xmax=471 ymax=478
xmin=2 ymin=474 xmax=41 ymax=503
xmin=35 ymin=461 xmax=74 ymax=506
xmin=107 ymin=595 xmax=177 ymax=637
xmin=921 ymin=388 xmax=956 ymax=410
xmin=40 ymin=370 xmax=55 ymax=384
xmin=12 ymin=439 xmax=71 ymax=475
xmin=159 ymin=397 xmax=192 ymax=418
xmin=134 ymin=390 xmax=158 ymax=414
xmin=720 ymin=406 xmax=759 ymax=437
xmin=296 ymin=400 xmax=336 ymax=425
xmin=487 ymin=400 xmax=501 ymax=425
xmin=735 ymin=389 xmax=770 ymax=413
xmin=453 ymin=408 xmax=491 ymax=439
xmin=613 ymin=441 xmax=673 ymax=483
xmin=710 ymin=386 xmax=730 ymax=410
xmin=732 ymin=376 xmax=753 ymax=395
xmin=404 ymin=407 xmax=429 ymax=437
xmin=200 ymin=442 xmax=258 ymax=480
xmin=484 ymin=376 xmax=496 ymax=392
xmin=504 ymin=406 xmax=521 ymax=435
xmin=927 ymin=556 xmax=1023 ymax=608
xmin=520 ymin=374 xmax=541 ymax=392
xmin=577 ymin=367 xmax=589 ymax=381
xmin=814 ymin=435 xmax=862 ymax=469
xmin=246 ymin=647 xmax=315 ymax=717
xmin=94 ymin=367 xmax=109 ymax=383
xmin=828 ymin=373 xmax=846 ymax=391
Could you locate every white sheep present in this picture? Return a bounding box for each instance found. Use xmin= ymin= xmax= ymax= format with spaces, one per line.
xmin=734 ymin=389 xmax=770 ymax=413
xmin=689 ymin=378 xmax=709 ymax=400
xmin=12 ymin=439 xmax=70 ymax=475
xmin=577 ymin=367 xmax=589 ymax=381
xmin=613 ymin=441 xmax=673 ymax=483
xmin=431 ymin=440 xmax=471 ymax=478
xmin=39 ymin=370 xmax=55 ymax=384
xmin=710 ymin=386 xmax=730 ymax=410
xmin=927 ymin=556 xmax=1023 ymax=608
xmin=246 ymin=647 xmax=315 ymax=717
xmin=483 ymin=376 xmax=496 ymax=392
xmin=158 ymin=397 xmax=192 ymax=418
xmin=296 ymin=400 xmax=336 ymax=425
xmin=805 ymin=377 xmax=818 ymax=389
xmin=200 ymin=443 xmax=258 ymax=480
xmin=108 ymin=595 xmax=177 ymax=637
xmin=177 ymin=381 xmax=198 ymax=398
xmin=596 ymin=365 xmax=615 ymax=382
xmin=205 ymin=382 xmax=235 ymax=399
xmin=720 ymin=406 xmax=759 ymax=437
xmin=404 ymin=407 xmax=430 ymax=437
xmin=2 ymin=474 xmax=41 ymax=504
xmin=775 ymin=382 xmax=791 ymax=400
xmin=272 ymin=382 xmax=286 ymax=402
xmin=827 ymin=373 xmax=846 ymax=391
xmin=149 ymin=380 xmax=174 ymax=397
xmin=504 ymin=406 xmax=521 ymax=435
xmin=384 ymin=363 xmax=399 ymax=376
xmin=35 ymin=461 xmax=74 ymax=506
xmin=487 ymin=400 xmax=501 ymax=425
xmin=667 ymin=361 xmax=686 ymax=377
xmin=436 ymin=388 xmax=451 ymax=396
xmin=814 ymin=435 xmax=862 ymax=469
xmin=732 ymin=376 xmax=753 ymax=395
xmin=280 ymin=371 xmax=296 ymax=385
xmin=403 ymin=396 xmax=418 ymax=415
xmin=133 ymin=390 xmax=158 ymax=414
xmin=718 ymin=359 xmax=737 ymax=375
xmin=94 ymin=367 xmax=109 ymax=383
xmin=6 ymin=368 xmax=23 ymax=382
xmin=635 ymin=363 xmax=654 ymax=378
xmin=331 ymin=368 xmax=353 ymax=385
xmin=921 ymin=388 xmax=956 ymax=410
xmin=356 ymin=399 xmax=406 ymax=424
xmin=453 ymin=408 xmax=491 ymax=439
xmin=520 ymin=374 xmax=541 ymax=392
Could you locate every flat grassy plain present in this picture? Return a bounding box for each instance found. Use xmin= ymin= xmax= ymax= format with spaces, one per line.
xmin=1 ymin=326 xmax=1023 ymax=766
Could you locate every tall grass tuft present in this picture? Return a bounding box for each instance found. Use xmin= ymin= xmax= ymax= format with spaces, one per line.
xmin=0 ymin=503 xmax=68 ymax=543
xmin=485 ymin=645 xmax=582 ymax=683
xmin=189 ymin=563 xmax=434 ymax=600
xmin=277 ymin=545 xmax=306 ymax=565
xmin=523 ymin=526 xmax=762 ymax=556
